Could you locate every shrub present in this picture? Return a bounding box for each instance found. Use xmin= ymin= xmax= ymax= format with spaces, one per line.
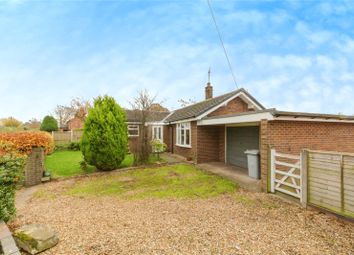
xmin=68 ymin=142 xmax=80 ymax=151
xmin=81 ymin=95 xmax=128 ymax=171
xmin=40 ymin=115 xmax=58 ymax=132
xmin=55 ymin=142 xmax=80 ymax=151
xmin=0 ymin=140 xmax=17 ymax=157
xmin=54 ymin=144 xmax=70 ymax=151
xmin=0 ymin=141 xmax=26 ymax=222
xmin=0 ymin=131 xmax=54 ymax=155
xmin=80 ymin=160 xmax=89 ymax=172
xmin=2 ymin=117 xmax=22 ymax=128
xmin=151 ymin=139 xmax=167 ymax=160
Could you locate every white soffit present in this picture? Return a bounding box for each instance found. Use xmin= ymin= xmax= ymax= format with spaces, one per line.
xmin=197 ymin=112 xmax=274 ymax=126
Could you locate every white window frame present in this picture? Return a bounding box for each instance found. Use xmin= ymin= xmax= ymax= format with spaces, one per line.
xmin=176 ymin=122 xmax=191 ymax=148
xmin=128 ymin=124 xmax=139 ymax=137
xmin=152 ymin=125 xmax=163 ymax=142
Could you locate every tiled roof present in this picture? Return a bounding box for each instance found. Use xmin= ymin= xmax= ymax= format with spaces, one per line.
xmin=165 ymin=88 xmax=263 ymax=123
xmin=125 ymin=109 xmax=170 ymax=123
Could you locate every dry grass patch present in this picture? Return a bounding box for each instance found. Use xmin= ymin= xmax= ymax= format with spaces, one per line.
xmin=67 ymin=164 xmax=238 ymax=199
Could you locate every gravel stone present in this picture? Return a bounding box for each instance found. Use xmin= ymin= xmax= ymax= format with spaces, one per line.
xmin=11 ymin=180 xmax=354 ymax=255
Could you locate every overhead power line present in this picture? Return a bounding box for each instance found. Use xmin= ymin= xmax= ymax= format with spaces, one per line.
xmin=207 ymin=0 xmax=239 ymax=88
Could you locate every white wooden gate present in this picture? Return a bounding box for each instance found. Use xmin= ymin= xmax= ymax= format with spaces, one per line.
xmin=270 ymin=149 xmax=304 ymax=202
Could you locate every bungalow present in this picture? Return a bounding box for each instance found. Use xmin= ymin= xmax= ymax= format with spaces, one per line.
xmin=128 ymin=81 xmax=354 ymax=192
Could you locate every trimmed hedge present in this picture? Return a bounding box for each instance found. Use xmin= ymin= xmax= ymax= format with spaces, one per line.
xmin=0 ymin=131 xmax=54 ymax=155
xmin=0 ymin=141 xmax=26 ymax=222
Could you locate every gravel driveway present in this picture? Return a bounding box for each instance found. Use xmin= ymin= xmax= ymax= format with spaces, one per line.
xmin=12 ymin=178 xmax=354 ymax=255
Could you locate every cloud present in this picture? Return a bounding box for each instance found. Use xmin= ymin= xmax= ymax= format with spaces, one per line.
xmin=242 ymin=52 xmax=354 ymax=115
xmin=295 ymin=21 xmax=333 ymax=48
xmin=0 ymin=0 xmax=354 ymax=121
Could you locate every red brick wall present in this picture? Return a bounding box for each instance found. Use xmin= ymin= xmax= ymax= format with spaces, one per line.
xmin=197 ymin=125 xmax=225 ymax=163
xmin=128 ymin=124 xmax=144 ymax=153
xmin=129 ymin=125 xmax=171 ymax=153
xmin=172 ymin=121 xmax=197 ymax=161
xmin=68 ymin=117 xmax=84 ymax=130
xmin=163 ymin=125 xmax=171 ymax=152
xmin=128 ymin=137 xmax=138 ymax=153
xmin=260 ymin=120 xmax=354 ymax=191
xmin=207 ymin=97 xmax=250 ymax=117
xmin=24 ymin=147 xmax=44 ymax=187
xmin=260 ymin=120 xmax=270 ymax=190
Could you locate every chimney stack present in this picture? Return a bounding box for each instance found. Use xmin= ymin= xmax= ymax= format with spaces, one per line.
xmin=205 ymin=68 xmax=213 ymax=100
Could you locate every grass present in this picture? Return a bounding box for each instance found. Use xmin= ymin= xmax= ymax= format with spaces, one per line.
xmin=45 ymin=150 xmax=96 ymax=177
xmin=68 ymin=164 xmax=238 ymax=199
xmin=45 ymin=150 xmax=162 ymax=178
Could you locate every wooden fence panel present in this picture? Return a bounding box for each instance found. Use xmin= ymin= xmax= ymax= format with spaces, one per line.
xmin=307 ymin=150 xmax=354 ymax=219
xmin=71 ymin=130 xmax=83 ymax=142
xmin=343 ymin=155 xmax=354 ymax=215
xmin=52 ymin=130 xmax=83 ymax=144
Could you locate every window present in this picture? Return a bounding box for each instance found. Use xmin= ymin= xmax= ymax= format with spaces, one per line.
xmin=128 ymin=124 xmax=139 ymax=137
xmin=152 ymin=126 xmax=163 ymax=141
xmin=176 ymin=122 xmax=191 ymax=147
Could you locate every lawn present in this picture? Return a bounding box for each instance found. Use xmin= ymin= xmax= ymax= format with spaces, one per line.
xmin=68 ymin=164 xmax=238 ymax=199
xmin=45 ymin=150 xmax=143 ymax=178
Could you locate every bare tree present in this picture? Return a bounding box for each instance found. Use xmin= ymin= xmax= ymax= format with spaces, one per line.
xmin=54 ymin=105 xmax=75 ymax=129
xmin=130 ymin=89 xmax=157 ymax=165
xmin=54 ymin=98 xmax=91 ymax=129
xmin=70 ymin=98 xmax=91 ymax=120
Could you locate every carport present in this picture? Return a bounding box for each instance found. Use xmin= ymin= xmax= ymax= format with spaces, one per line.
xmin=197 ymin=111 xmax=272 ymax=181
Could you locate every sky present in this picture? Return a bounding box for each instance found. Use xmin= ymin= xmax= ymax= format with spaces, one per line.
xmin=1 ymin=0 xmax=354 ymax=122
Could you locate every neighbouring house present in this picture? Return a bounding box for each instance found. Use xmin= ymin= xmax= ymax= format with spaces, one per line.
xmin=67 ymin=116 xmax=85 ymax=130
xmin=130 ymin=80 xmax=354 ymax=192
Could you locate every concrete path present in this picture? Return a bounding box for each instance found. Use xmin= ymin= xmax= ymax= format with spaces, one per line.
xmin=198 ymin=162 xmax=262 ymax=192
xmin=15 ymin=185 xmax=40 ymax=211
xmin=160 ymin=153 xmax=186 ymax=164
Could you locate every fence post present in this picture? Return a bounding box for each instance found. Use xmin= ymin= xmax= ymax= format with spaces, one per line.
xmin=270 ymin=148 xmax=275 ymax=193
xmin=340 ymin=155 xmax=344 ymax=212
xmin=70 ymin=130 xmax=73 ymax=142
xmin=301 ymin=150 xmax=308 ymax=207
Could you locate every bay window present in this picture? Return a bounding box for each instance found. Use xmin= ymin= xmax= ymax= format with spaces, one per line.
xmin=176 ymin=122 xmax=191 ymax=147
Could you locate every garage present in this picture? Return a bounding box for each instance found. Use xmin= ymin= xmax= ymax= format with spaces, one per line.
xmin=226 ymin=126 xmax=259 ymax=168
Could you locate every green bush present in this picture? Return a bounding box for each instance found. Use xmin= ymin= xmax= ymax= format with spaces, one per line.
xmin=79 ymin=160 xmax=89 ymax=172
xmin=68 ymin=142 xmax=80 ymax=151
xmin=0 ymin=141 xmax=26 ymax=222
xmin=55 ymin=142 xmax=80 ymax=151
xmin=151 ymin=139 xmax=167 ymax=160
xmin=54 ymin=144 xmax=70 ymax=151
xmin=40 ymin=115 xmax=58 ymax=132
xmin=81 ymin=95 xmax=128 ymax=171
